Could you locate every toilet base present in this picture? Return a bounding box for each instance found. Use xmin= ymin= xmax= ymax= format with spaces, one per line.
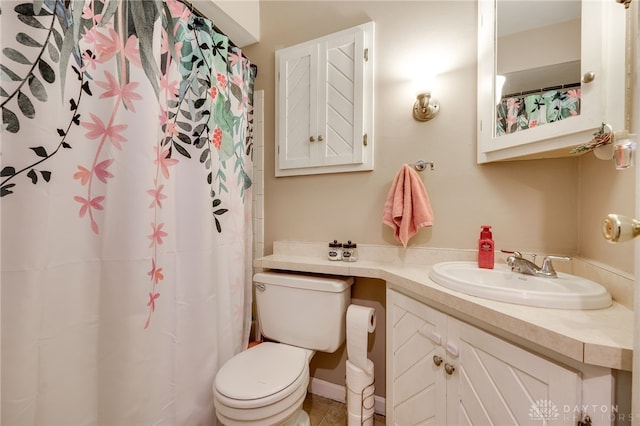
xmin=283 ymin=409 xmax=310 ymax=426
xmin=215 ymin=405 xmax=309 ymax=426
xmin=214 ymin=382 xmax=309 ymax=426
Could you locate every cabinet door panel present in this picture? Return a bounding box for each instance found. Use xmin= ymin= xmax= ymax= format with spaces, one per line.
xmin=394 ymin=356 xmax=439 ymax=425
xmin=450 ymin=317 xmax=581 ymax=426
xmin=276 ymin=44 xmax=318 ymax=170
xmin=388 ymin=290 xmax=446 ymax=426
xmin=322 ymin=30 xmax=365 ymax=166
xmin=457 ymin=375 xmax=493 ymax=425
xmin=458 ymin=345 xmax=544 ymax=425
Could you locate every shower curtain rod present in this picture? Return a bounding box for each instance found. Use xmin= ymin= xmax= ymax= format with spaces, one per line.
xmin=502 ymin=81 xmax=580 ymax=99
xmin=176 ymin=0 xmax=258 ymax=76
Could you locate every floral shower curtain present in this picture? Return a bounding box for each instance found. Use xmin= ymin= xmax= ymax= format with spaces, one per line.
xmin=1 ymin=0 xmax=255 ymax=424
xmin=496 ymin=87 xmax=581 ymax=135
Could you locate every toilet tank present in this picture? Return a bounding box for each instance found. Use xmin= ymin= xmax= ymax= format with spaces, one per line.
xmin=254 ymin=272 xmax=353 ymax=353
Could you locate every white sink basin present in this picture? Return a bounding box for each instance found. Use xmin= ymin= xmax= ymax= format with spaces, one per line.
xmin=429 ymin=261 xmax=612 ymax=310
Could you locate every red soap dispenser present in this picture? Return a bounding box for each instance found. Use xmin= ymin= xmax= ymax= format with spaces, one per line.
xmin=478 ymin=225 xmax=494 ymax=269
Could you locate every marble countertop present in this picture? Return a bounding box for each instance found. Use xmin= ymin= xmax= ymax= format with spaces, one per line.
xmin=255 ymin=242 xmax=634 ymax=371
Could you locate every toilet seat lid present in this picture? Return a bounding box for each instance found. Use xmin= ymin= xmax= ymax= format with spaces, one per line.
xmin=215 ymin=342 xmax=308 ymax=401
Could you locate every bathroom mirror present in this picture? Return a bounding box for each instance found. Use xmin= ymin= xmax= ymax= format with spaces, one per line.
xmin=477 ymin=0 xmax=626 ymax=163
xmin=496 ymin=1 xmax=581 ymax=136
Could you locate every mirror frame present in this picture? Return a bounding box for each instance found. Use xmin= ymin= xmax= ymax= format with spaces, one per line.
xmin=477 ymin=0 xmax=627 ymax=163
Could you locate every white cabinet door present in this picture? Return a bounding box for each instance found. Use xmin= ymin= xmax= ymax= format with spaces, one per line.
xmin=276 ymin=22 xmax=374 ymax=176
xmin=320 ymin=29 xmax=365 ymax=167
xmin=449 ymin=317 xmax=581 ymax=426
xmin=387 ymin=289 xmax=584 ymax=426
xmin=276 ymin=43 xmax=319 ymax=170
xmin=387 ymin=289 xmax=447 ymax=426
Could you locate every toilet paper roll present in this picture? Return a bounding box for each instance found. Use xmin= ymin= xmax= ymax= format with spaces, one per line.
xmin=346 ymin=359 xmax=374 ymax=391
xmin=346 ymin=359 xmax=375 ymax=425
xmin=346 ymin=304 xmax=376 ymax=371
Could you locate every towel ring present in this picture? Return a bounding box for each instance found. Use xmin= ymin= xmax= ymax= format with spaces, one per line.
xmin=413 ymin=160 xmax=434 ymax=171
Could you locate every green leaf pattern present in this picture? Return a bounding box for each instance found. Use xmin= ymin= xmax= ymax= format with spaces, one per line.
xmin=496 ymin=87 xmax=581 ymax=136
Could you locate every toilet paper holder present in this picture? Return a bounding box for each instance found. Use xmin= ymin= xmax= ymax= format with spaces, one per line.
xmin=346 ymin=304 xmax=376 ymax=426
xmin=358 ymin=381 xmax=375 ymax=425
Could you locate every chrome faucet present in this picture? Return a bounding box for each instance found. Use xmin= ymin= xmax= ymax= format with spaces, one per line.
xmin=502 ymin=251 xmax=571 ymax=278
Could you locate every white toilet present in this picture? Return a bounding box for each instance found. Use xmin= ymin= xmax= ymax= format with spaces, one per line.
xmin=213 ymin=271 xmax=354 ymax=426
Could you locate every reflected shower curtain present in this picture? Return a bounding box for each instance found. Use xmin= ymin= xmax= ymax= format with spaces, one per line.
xmin=1 ymin=0 xmax=255 ymax=424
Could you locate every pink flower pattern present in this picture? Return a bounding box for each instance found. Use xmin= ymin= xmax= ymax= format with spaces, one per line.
xmin=66 ymin=0 xmax=255 ymax=329
xmin=147 ymin=184 xmax=167 ymax=208
xmin=154 ymin=147 xmax=179 ymax=179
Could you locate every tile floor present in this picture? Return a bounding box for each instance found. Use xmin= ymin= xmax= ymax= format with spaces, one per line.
xmin=303 ymin=393 xmax=386 ymax=426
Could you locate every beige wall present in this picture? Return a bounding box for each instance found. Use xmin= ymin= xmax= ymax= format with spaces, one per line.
xmin=579 ymin=154 xmax=635 ymax=272
xmin=497 ymin=19 xmax=580 ymax=74
xmin=244 ymin=0 xmax=635 ymax=397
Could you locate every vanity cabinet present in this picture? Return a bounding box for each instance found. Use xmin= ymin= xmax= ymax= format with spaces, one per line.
xmin=387 ymin=289 xmax=613 ymax=426
xmin=477 ymin=0 xmax=626 ymax=163
xmin=275 ymin=22 xmax=374 ymax=176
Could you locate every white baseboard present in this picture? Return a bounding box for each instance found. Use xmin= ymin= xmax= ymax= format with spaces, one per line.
xmin=308 ymin=377 xmax=386 ymax=416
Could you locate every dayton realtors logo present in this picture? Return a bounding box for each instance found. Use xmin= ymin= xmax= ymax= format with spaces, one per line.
xmin=529 ymin=401 xmax=627 ymax=423
xmin=529 ymin=400 xmax=560 ymax=422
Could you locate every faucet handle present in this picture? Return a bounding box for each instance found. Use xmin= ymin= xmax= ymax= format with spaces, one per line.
xmin=540 ymin=255 xmax=571 ymax=277
xmin=501 ymin=250 xmax=524 ymax=271
xmin=545 ymin=255 xmax=571 ymax=261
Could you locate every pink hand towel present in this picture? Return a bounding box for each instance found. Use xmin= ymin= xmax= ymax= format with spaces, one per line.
xmin=382 ymin=164 xmax=434 ymax=247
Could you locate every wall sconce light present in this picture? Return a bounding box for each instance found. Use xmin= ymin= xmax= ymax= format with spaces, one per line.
xmin=412 ymin=73 xmax=439 ymax=122
xmin=413 ymin=91 xmax=439 ymax=122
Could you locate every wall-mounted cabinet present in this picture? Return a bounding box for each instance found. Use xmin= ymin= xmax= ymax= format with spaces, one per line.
xmin=477 ymin=0 xmax=627 ymax=163
xmin=275 ymin=22 xmax=374 ymax=176
xmin=386 ymin=289 xmax=614 ymax=426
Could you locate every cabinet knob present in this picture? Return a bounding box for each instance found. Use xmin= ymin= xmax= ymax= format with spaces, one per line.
xmin=432 ymin=355 xmax=443 ymax=367
xmin=444 ymin=363 xmax=455 ymax=375
xmin=309 ymin=136 xmax=315 ymax=142
xmin=582 ymin=71 xmax=596 ymax=84
xmin=318 ymin=135 xmax=324 ymax=141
